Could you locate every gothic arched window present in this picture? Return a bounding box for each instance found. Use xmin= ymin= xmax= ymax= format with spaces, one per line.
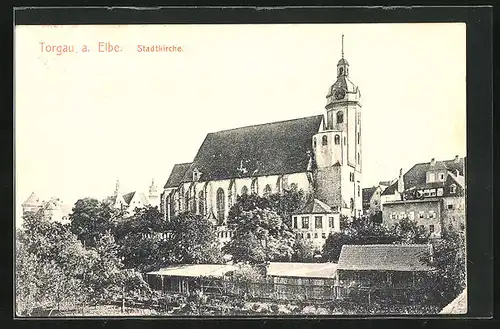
xmin=216 ymin=188 xmax=225 ymax=224
xmin=339 ymin=67 xmax=344 ymax=75
xmin=337 ymin=111 xmax=344 ymax=124
xmin=334 ymin=134 xmax=340 ymax=145
xmin=198 ymin=190 xmax=205 ymax=216
xmin=251 ymin=179 xmax=259 ymax=195
xmin=264 ymin=184 xmax=272 ymax=197
xmin=241 ymin=185 xmax=248 ymax=195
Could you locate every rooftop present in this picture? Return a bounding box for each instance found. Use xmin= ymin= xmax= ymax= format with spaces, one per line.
xmin=147 ymin=264 xmax=237 ymax=278
xmin=267 ymin=262 xmax=338 ymax=279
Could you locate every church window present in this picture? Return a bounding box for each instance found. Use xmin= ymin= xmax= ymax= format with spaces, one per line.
xmin=198 ymin=190 xmax=205 ymax=216
xmin=241 ymin=185 xmax=248 ymax=195
xmin=336 ymin=111 xmax=344 ymax=124
xmin=216 ymin=188 xmax=225 ymax=224
xmin=264 ymin=184 xmax=272 ymax=197
xmin=322 ymin=135 xmax=328 ymax=146
xmin=334 ymin=134 xmax=340 ymax=145
xmin=251 ymin=179 xmax=259 ymax=195
xmin=313 ymin=138 xmax=317 ymax=148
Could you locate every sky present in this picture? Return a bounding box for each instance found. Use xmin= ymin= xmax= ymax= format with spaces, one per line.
xmin=15 ymin=23 xmax=466 ymax=225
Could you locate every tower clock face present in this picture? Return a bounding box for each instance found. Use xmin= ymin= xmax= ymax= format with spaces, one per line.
xmin=335 ymin=88 xmax=346 ymax=100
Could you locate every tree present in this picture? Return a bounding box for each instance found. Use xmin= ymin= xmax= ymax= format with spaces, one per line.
xmin=292 ymin=238 xmax=315 ymax=262
xmin=391 ymin=218 xmax=430 ymax=244
xmin=69 ymin=198 xmax=125 ymax=248
xmin=224 ymin=208 xmax=295 ymax=263
xmin=167 ymin=212 xmax=223 ymax=264
xmin=267 ymin=186 xmax=307 ymax=227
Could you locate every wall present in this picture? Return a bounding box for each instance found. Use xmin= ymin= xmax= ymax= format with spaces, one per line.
xmin=382 ymin=199 xmax=442 ymax=238
xmin=441 ymin=196 xmax=466 ymax=232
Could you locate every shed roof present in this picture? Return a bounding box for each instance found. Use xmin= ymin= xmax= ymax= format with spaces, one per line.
xmin=337 ymin=244 xmax=433 ymax=272
xmin=147 ymin=264 xmax=237 ymax=278
xmin=267 ymin=262 xmax=337 ymax=279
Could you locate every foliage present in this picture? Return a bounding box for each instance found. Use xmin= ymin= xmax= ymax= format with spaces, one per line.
xmin=390 ymin=217 xmax=430 ymax=244
xmin=167 ymin=212 xmax=223 ymax=264
xmin=231 ymin=264 xmax=266 ymax=282
xmin=69 ymin=198 xmax=126 ymax=248
xmin=224 ymin=208 xmax=295 ymax=263
xmin=292 ymin=238 xmax=315 ymax=262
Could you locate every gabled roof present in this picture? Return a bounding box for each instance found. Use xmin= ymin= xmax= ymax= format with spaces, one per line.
xmin=122 ymin=191 xmax=148 ymax=206
xmin=337 ymin=244 xmax=433 ymax=272
xmin=164 ymin=163 xmax=192 ymax=188
xmin=294 ymin=198 xmax=334 ymax=215
xmin=267 ymin=262 xmax=337 ymax=279
xmin=382 ymin=157 xmax=466 ymax=196
xmin=362 ymin=187 xmax=378 ymax=204
xmin=22 ymin=192 xmax=41 ymax=206
xmin=147 ymin=264 xmax=237 ymax=278
xmin=176 ymin=115 xmax=324 ymax=183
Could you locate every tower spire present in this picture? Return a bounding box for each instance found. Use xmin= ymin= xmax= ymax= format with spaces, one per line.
xmin=341 ymin=33 xmax=344 ymax=59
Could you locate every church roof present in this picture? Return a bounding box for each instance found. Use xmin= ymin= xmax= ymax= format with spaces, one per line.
xmin=382 ymin=157 xmax=466 ymax=196
xmin=164 ymin=163 xmax=192 ymax=188
xmin=294 ymin=198 xmax=334 ymax=215
xmin=327 ymin=76 xmax=359 ymax=97
xmin=177 ymin=115 xmax=324 ymax=183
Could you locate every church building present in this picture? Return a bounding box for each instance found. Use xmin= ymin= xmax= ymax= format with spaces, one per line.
xmin=162 ymin=37 xmax=363 ymax=229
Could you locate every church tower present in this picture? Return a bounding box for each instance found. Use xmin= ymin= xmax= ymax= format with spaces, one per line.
xmin=148 ymin=178 xmax=160 ymax=208
xmin=313 ymin=34 xmax=363 ymax=218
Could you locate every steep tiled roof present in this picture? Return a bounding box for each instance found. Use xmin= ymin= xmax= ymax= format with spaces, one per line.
xmin=294 ymin=198 xmax=334 ymax=214
xmin=164 ymin=163 xmax=192 ymax=188
xmin=337 ymin=244 xmax=433 ymax=272
xmin=267 ymin=262 xmax=337 ymax=279
xmin=122 ymin=191 xmax=148 ymax=206
xmin=177 ymin=115 xmax=324 ymax=183
xmin=381 ymin=157 xmax=466 ymax=196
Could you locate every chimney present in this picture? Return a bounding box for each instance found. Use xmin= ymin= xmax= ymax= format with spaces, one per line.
xmin=430 ymin=158 xmax=436 ymax=166
xmin=397 ymin=168 xmax=405 ymax=194
xmin=454 ymin=155 xmax=460 ymax=163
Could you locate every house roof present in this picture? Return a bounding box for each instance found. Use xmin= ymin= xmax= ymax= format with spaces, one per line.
xmin=122 ymin=191 xmax=148 ymax=206
xmin=147 ymin=264 xmax=237 ymax=278
xmin=267 ymin=262 xmax=337 ymax=279
xmin=173 ymin=115 xmax=324 ymax=184
xmin=164 ymin=163 xmax=192 ymax=188
xmin=362 ymin=187 xmax=378 ymax=204
xmin=381 ymin=157 xmax=466 ymax=196
xmin=294 ymin=198 xmax=334 ymax=215
xmin=22 ymin=192 xmax=41 ymax=206
xmin=337 ymin=244 xmax=433 ymax=272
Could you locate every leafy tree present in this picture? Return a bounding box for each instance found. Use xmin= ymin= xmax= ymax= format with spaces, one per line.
xmin=292 ymin=238 xmax=315 ymax=262
xmin=69 ymin=198 xmax=126 ymax=248
xmin=224 ymin=208 xmax=295 ymax=263
xmin=167 ymin=212 xmax=222 ymax=264
xmin=267 ymin=186 xmax=307 ymax=226
xmin=391 ymin=218 xmax=430 ymax=244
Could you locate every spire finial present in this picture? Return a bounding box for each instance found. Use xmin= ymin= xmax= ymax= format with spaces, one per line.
xmin=341 ymin=33 xmax=344 ymax=59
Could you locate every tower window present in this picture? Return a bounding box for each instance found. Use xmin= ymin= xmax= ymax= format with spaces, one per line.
xmin=334 ymin=134 xmax=340 ymax=145
xmin=322 ymin=135 xmax=328 ymax=146
xmin=336 ymin=111 xmax=344 ymax=124
xmin=339 ymin=67 xmax=344 ymax=75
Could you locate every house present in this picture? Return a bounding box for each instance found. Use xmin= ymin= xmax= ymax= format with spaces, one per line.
xmin=104 ymin=178 xmax=161 ymax=215
xmin=21 ymin=192 xmax=72 ymax=224
xmin=146 ymin=264 xmax=237 ymax=295
xmin=291 ymin=198 xmax=341 ymax=250
xmin=362 ymin=186 xmax=383 ymax=216
xmin=161 ymin=37 xmax=365 ymax=237
xmin=335 ymin=244 xmax=433 ymax=300
xmin=381 ymin=156 xmax=466 ymax=238
xmin=267 ymin=262 xmax=338 ymax=300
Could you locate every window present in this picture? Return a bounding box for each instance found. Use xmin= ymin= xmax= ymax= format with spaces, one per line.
xmin=429 ymin=189 xmax=437 ymax=197
xmin=315 ymin=216 xmax=322 ymax=229
xmin=307 ymin=233 xmax=311 ymax=239
xmin=293 ymin=216 xmax=298 ymax=229
xmin=328 ymin=217 xmax=334 ymax=228
xmin=357 ymin=153 xmax=360 ymax=164
xmin=276 ymin=176 xmax=283 ymax=194
xmin=429 ymin=212 xmax=436 ymax=219
xmin=428 ymin=173 xmax=435 ymax=182
xmin=241 ymin=185 xmax=248 ymax=195
xmin=357 ymin=132 xmax=360 ymax=144
xmin=447 ymin=204 xmax=454 ymax=210
xmin=216 ymin=188 xmax=225 ymax=224
xmin=301 ymin=233 xmax=304 ymax=239
xmin=336 ymin=111 xmax=344 ymax=124
xmin=350 ymin=198 xmax=354 ymax=210
xmin=339 ymin=67 xmax=344 ymax=75
xmin=322 ymin=135 xmax=328 ymax=146
xmin=251 ymin=179 xmax=259 ymax=195
xmin=439 ymin=173 xmax=445 ymax=180
xmin=349 ymin=173 xmax=354 ymax=182
xmin=313 ymin=137 xmax=317 ymax=148
xmin=301 ymin=216 xmax=310 ymax=229
xmin=429 ymin=225 xmax=435 ymax=233
xmin=322 ymin=233 xmax=326 ymax=239
xmin=437 ymin=188 xmax=444 ymax=196
xmin=198 ymin=190 xmax=205 ymax=216
xmin=450 ymin=184 xmax=456 ymax=194
xmin=264 ymin=184 xmax=272 ymax=197
xmin=314 ymin=233 xmax=318 ymax=238
xmin=343 ymin=136 xmax=347 ymax=145
xmin=357 ymin=185 xmax=360 ymax=197
xmin=419 ymin=212 xmax=424 ymax=219
xmin=334 ymin=134 xmax=340 ymax=145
